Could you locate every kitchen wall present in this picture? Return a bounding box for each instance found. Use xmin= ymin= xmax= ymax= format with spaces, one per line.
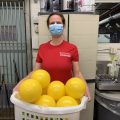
xmin=30 ymin=0 xmax=40 ymax=47
xmin=97 ymin=43 xmax=120 ymax=76
xmin=30 ymin=0 xmax=40 ymax=66
xmin=97 ymin=43 xmax=120 ymax=61
xmin=95 ymin=0 xmax=120 ymax=3
xmin=30 ymin=0 xmax=120 ymax=69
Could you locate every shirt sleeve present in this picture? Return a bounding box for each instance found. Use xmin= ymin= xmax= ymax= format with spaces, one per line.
xmin=36 ymin=46 xmax=42 ymax=63
xmin=71 ymin=45 xmax=79 ymax=61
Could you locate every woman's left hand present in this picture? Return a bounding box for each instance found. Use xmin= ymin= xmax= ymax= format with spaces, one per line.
xmin=85 ymin=92 xmax=92 ymax=102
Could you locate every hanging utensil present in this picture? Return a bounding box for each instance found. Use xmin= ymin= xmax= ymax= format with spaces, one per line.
xmin=13 ymin=59 xmax=20 ymax=83
xmin=2 ymin=74 xmax=10 ymax=107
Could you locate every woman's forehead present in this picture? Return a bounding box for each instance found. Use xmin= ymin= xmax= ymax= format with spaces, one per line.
xmin=49 ymin=15 xmax=62 ymax=22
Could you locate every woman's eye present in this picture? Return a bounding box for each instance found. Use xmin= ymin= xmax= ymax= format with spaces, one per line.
xmin=56 ymin=22 xmax=62 ymax=24
xmin=50 ymin=22 xmax=62 ymax=25
xmin=50 ymin=22 xmax=55 ymax=25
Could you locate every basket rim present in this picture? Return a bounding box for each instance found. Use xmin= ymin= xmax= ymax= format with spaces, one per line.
xmin=10 ymin=92 xmax=88 ymax=115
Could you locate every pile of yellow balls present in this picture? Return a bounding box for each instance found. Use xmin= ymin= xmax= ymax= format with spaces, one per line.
xmin=17 ymin=69 xmax=86 ymax=107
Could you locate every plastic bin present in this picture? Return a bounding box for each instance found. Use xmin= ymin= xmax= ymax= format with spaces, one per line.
xmin=94 ymin=89 xmax=120 ymax=120
xmin=10 ymin=92 xmax=88 ymax=120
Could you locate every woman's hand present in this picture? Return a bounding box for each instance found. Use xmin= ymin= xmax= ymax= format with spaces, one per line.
xmin=13 ymin=81 xmax=22 ymax=92
xmin=13 ymin=83 xmax=19 ymax=92
xmin=85 ymin=91 xmax=92 ymax=102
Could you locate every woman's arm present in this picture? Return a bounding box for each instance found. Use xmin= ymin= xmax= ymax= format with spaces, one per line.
xmin=13 ymin=62 xmax=41 ymax=91
xmin=72 ymin=61 xmax=92 ymax=101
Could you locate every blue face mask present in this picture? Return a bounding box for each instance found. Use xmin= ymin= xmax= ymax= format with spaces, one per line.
xmin=49 ymin=23 xmax=63 ymax=36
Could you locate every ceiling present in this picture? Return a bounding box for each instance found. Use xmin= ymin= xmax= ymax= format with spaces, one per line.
xmin=95 ymin=3 xmax=120 ymax=21
xmin=95 ymin=3 xmax=120 ymax=35
xmin=95 ymin=2 xmax=120 ymax=33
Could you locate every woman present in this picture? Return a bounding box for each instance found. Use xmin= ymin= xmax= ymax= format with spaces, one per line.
xmin=14 ymin=12 xmax=91 ymax=101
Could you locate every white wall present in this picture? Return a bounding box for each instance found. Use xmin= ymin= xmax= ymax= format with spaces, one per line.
xmin=95 ymin=0 xmax=120 ymax=3
xmin=30 ymin=0 xmax=40 ymax=49
xmin=97 ymin=43 xmax=120 ymax=61
xmin=30 ymin=0 xmax=40 ymax=66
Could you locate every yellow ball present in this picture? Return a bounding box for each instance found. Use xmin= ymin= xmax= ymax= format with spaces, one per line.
xmin=65 ymin=77 xmax=86 ymax=99
xmin=47 ymin=81 xmax=65 ymax=101
xmin=57 ymin=96 xmax=78 ymax=107
xmin=42 ymin=86 xmax=48 ymax=95
xmin=19 ymin=79 xmax=42 ymax=103
xmin=31 ymin=69 xmax=51 ymax=88
xmin=34 ymin=95 xmax=56 ymax=107
xmin=76 ymin=98 xmax=82 ymax=104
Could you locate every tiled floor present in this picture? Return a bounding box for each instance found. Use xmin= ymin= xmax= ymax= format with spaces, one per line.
xmin=0 ymin=108 xmax=14 ymax=120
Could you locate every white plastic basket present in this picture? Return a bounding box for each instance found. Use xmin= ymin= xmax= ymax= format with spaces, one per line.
xmin=10 ymin=92 xmax=88 ymax=120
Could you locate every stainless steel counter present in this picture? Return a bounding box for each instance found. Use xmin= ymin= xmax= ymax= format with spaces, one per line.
xmin=94 ymin=89 xmax=120 ymax=119
xmin=95 ymin=89 xmax=120 ymax=101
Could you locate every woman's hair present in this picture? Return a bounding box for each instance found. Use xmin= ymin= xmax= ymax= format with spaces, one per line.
xmin=47 ymin=12 xmax=65 ymax=27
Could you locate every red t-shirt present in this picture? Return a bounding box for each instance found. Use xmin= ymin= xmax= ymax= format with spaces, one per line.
xmin=36 ymin=40 xmax=79 ymax=84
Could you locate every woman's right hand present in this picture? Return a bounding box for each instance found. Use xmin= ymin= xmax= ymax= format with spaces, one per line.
xmin=13 ymin=83 xmax=19 ymax=92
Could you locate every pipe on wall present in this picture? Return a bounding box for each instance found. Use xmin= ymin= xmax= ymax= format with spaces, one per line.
xmin=99 ymin=13 xmax=120 ymax=25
